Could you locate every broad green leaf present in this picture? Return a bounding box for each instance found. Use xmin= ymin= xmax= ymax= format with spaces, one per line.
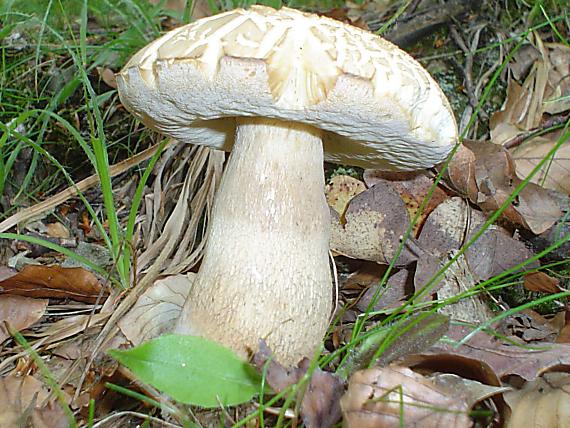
xmin=109 ymin=335 xmax=261 ymax=408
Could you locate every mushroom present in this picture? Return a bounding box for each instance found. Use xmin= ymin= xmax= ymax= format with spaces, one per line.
xmin=117 ymin=6 xmax=458 ymax=365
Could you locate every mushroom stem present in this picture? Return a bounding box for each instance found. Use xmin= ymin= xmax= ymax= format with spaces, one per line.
xmin=174 ymin=117 xmax=333 ymax=365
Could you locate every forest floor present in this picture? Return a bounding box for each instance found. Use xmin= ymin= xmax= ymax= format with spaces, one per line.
xmin=0 ymin=0 xmax=569 ymax=427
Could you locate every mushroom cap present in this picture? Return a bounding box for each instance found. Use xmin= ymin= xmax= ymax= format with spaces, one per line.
xmin=117 ymin=6 xmax=457 ymax=171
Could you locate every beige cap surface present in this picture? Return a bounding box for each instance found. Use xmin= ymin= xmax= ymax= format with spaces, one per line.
xmin=118 ymin=6 xmax=457 ymax=171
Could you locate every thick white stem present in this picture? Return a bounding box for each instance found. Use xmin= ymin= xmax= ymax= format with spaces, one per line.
xmin=175 ymin=117 xmax=332 ymax=364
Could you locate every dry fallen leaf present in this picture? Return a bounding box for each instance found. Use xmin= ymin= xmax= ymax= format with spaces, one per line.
xmin=0 ymin=295 xmax=48 ymax=343
xmin=512 ymin=133 xmax=570 ymax=194
xmin=405 ymin=324 xmax=570 ymax=382
xmin=96 ymin=66 xmax=117 ymax=89
xmin=363 ymin=170 xmax=448 ymax=235
xmin=253 ymin=342 xmax=343 ymax=428
xmin=46 ymin=222 xmax=70 ymax=239
xmin=445 ymin=144 xmax=479 ymax=202
xmin=355 ymin=269 xmax=409 ymax=313
xmin=325 ymin=175 xmax=366 ymax=216
xmin=0 ymin=264 xmax=106 ymax=303
xmin=340 ymin=365 xmax=472 ymax=428
xmin=443 ymin=140 xmax=562 ymax=234
xmin=490 ymin=36 xmax=570 ymax=195
xmin=118 ymin=273 xmax=193 ymax=345
xmin=416 ymin=197 xmax=538 ymax=295
xmin=504 ymin=372 xmax=570 ymax=428
xmin=330 ymin=182 xmax=415 ymax=265
xmin=0 ymin=374 xmax=69 ymax=428
xmin=523 ymin=271 xmax=562 ymax=294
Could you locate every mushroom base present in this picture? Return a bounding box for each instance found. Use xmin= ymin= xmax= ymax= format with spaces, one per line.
xmin=174 ymin=117 xmax=333 ymax=365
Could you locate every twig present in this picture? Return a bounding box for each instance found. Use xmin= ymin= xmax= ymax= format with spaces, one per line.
xmin=504 ymin=113 xmax=570 ymax=149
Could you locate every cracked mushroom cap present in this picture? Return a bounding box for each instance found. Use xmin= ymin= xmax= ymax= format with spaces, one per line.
xmin=117 ymin=6 xmax=457 ymax=171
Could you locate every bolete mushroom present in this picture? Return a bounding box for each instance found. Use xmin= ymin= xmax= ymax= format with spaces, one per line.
xmin=117 ymin=6 xmax=457 ymax=365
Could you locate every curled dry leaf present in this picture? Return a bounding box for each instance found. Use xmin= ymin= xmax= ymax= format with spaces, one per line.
xmin=253 ymin=342 xmax=344 ymax=428
xmin=118 ymin=273 xmax=194 ymax=345
xmin=341 ymin=365 xmax=472 ymax=428
xmin=96 ymin=66 xmax=117 ymax=88
xmin=325 ymin=175 xmax=366 ymax=216
xmin=466 ymin=139 xmax=561 ymax=234
xmin=363 ymin=170 xmax=448 ymax=235
xmin=432 ymin=373 xmax=510 ymax=409
xmin=330 ymin=182 xmax=415 ymax=265
xmin=505 ymin=372 xmax=570 ymax=428
xmin=0 ymin=265 xmax=106 ymax=304
xmin=415 ymin=197 xmax=538 ymax=318
xmin=523 ymin=271 xmax=562 ymax=294
xmin=490 ymin=37 xmax=570 ymax=195
xmin=355 ymin=269 xmax=409 ymax=313
xmin=445 ymin=144 xmax=478 ymax=202
xmin=0 ymin=295 xmax=48 ymax=343
xmin=0 ymin=374 xmax=69 ymax=428
xmin=46 ymin=222 xmax=70 ymax=239
xmin=512 ymin=133 xmax=570 ymax=195
xmin=501 ymin=310 xmax=559 ymax=343
xmin=405 ymin=324 xmax=570 ymax=382
xmin=443 ymin=140 xmax=562 ymax=234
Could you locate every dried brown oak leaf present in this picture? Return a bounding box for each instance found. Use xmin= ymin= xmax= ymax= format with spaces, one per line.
xmin=0 ymin=295 xmax=48 ymax=343
xmin=0 ymin=265 xmax=106 ymax=303
xmin=443 ymin=141 xmax=561 ymax=234
xmin=118 ymin=273 xmax=193 ymax=345
xmin=467 ymin=139 xmax=561 ymax=234
xmin=330 ymin=181 xmax=416 ymax=265
xmin=504 ymin=372 xmax=570 ymax=428
xmin=253 ymin=342 xmax=343 ymax=428
xmin=326 ymin=175 xmax=366 ymax=216
xmin=405 ymin=324 xmax=570 ymax=382
xmin=363 ymin=170 xmax=448 ymax=236
xmin=523 ymin=271 xmax=562 ymax=294
xmin=490 ymin=38 xmax=570 ymax=194
xmin=0 ymin=374 xmax=69 ymax=428
xmin=340 ymin=365 xmax=472 ymax=428
xmin=415 ymin=197 xmax=538 ymax=301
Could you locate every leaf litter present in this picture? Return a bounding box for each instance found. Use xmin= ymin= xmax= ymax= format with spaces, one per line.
xmin=1 ymin=2 xmax=570 ymax=427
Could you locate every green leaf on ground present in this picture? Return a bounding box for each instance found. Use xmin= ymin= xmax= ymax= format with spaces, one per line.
xmin=109 ymin=335 xmax=261 ymax=407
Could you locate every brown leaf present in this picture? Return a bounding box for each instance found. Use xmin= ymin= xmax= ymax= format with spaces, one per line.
xmin=466 ymin=226 xmax=538 ymax=280
xmin=46 ymin=222 xmax=70 ymax=239
xmin=0 ymin=295 xmax=48 ymax=342
xmin=504 ymin=372 xmax=570 ymax=428
xmin=447 ymin=140 xmax=562 ymax=234
xmin=96 ymin=66 xmax=117 ymax=89
xmin=500 ymin=310 xmax=559 ymax=343
xmin=330 ymin=182 xmax=415 ymax=265
xmin=0 ymin=265 xmax=106 ymax=303
xmin=340 ymin=365 xmax=472 ymax=428
xmin=118 ymin=273 xmax=192 ymax=345
xmin=355 ymin=269 xmax=409 ymax=313
xmin=417 ymin=197 xmax=538 ymax=282
xmin=432 ymin=373 xmax=511 ymax=409
xmin=325 ymin=175 xmax=366 ymax=216
xmin=405 ymin=324 xmax=570 ymax=382
xmin=523 ymin=271 xmax=562 ymax=294
xmin=363 ymin=170 xmax=448 ymax=235
xmin=298 ymin=359 xmax=344 ymax=428
xmin=252 ymin=343 xmax=344 ymax=428
xmin=512 ymin=134 xmax=570 ymax=195
xmin=445 ymin=144 xmax=479 ymax=202
xmin=0 ymin=374 xmax=69 ymax=428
